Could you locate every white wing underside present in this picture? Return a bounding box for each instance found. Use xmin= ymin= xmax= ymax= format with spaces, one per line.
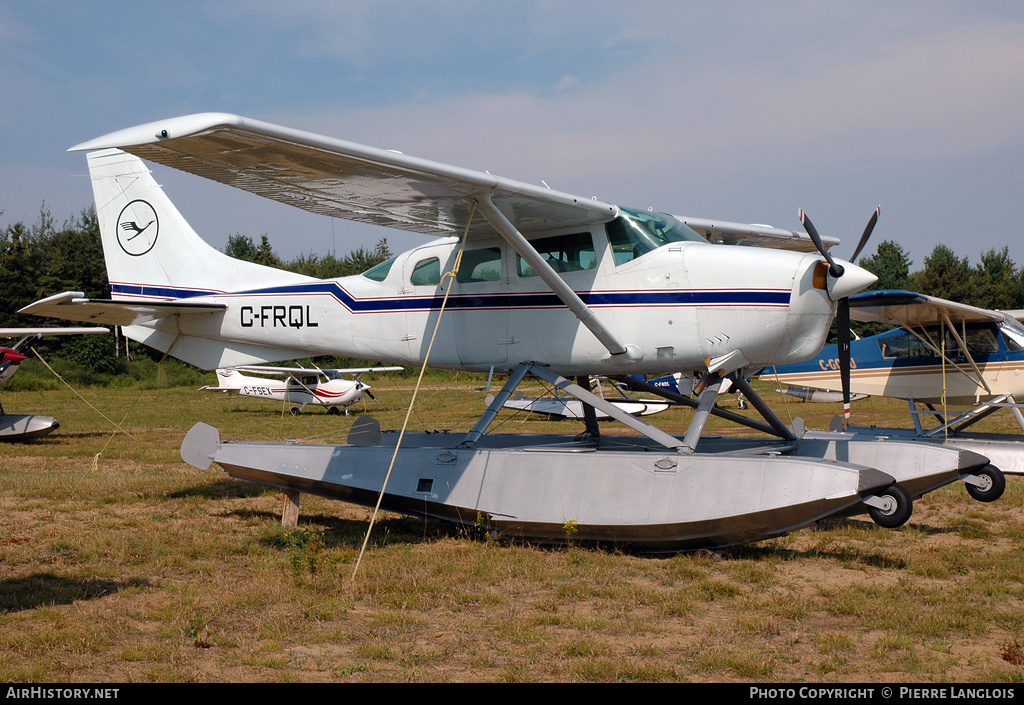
xmin=847 ymin=291 xmax=1014 ymax=327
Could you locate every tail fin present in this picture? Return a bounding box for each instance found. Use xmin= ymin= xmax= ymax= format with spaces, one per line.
xmin=87 ymin=149 xmax=310 ymax=299
xmin=198 ymin=368 xmax=249 ymax=392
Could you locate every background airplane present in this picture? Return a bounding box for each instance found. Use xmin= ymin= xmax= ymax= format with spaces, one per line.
xmin=0 ymin=327 xmax=110 ymax=440
xmin=200 ymin=364 xmax=402 ymax=415
xmin=497 ymin=375 xmax=670 ymax=420
xmin=759 ymin=289 xmax=1024 ymax=478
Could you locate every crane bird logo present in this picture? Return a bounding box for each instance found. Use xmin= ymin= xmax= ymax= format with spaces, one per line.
xmin=115 ymin=200 xmax=159 ymax=256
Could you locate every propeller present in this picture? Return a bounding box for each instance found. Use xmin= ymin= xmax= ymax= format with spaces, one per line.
xmin=355 ymin=379 xmax=376 ymax=401
xmin=799 ymin=206 xmax=881 ymax=420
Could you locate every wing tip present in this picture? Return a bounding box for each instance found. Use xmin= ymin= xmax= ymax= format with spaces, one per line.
xmin=69 ymin=112 xmax=246 ymax=152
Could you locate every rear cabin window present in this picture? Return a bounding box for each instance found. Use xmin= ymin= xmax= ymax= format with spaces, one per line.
xmin=517 ymin=232 xmax=596 ymax=277
xmin=410 ymin=257 xmax=441 ymax=286
xmin=455 ymin=247 xmax=502 ymax=283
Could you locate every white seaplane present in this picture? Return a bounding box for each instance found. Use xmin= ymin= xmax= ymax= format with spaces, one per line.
xmin=0 ymin=327 xmax=109 ymax=440
xmin=200 ymin=364 xmax=402 ymax=415
xmin=20 ymin=113 xmax=996 ymax=549
xmin=761 ymin=289 xmax=1024 ymax=484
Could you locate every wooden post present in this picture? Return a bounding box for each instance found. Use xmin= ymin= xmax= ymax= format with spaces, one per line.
xmin=282 ymin=490 xmax=300 ymax=527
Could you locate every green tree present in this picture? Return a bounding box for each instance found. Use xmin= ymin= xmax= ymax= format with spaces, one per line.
xmin=970 ymin=247 xmax=1024 ymax=310
xmin=858 ymin=240 xmax=912 ymax=292
xmin=0 ymin=221 xmax=37 ymax=328
xmin=909 ymin=244 xmax=974 ymax=304
xmin=37 ymin=207 xmax=109 ymax=300
xmin=223 ymin=233 xmax=259 ymax=261
xmin=253 ymin=234 xmax=281 ymax=268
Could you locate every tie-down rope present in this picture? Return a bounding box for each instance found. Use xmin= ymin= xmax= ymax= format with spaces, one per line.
xmin=351 ymin=201 xmax=477 ymax=586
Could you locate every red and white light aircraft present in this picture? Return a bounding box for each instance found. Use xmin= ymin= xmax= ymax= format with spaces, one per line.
xmin=200 ymin=364 xmax=402 ymax=415
xmin=0 ymin=328 xmax=109 ymax=440
xmin=19 ymin=113 xmax=997 ymax=548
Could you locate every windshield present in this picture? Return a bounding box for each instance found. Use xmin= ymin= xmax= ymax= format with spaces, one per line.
xmin=606 ymin=208 xmax=706 ymax=264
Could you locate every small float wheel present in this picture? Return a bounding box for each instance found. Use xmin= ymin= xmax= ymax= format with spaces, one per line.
xmin=868 ymin=483 xmax=913 ymax=529
xmin=965 ymin=464 xmax=1005 ymax=503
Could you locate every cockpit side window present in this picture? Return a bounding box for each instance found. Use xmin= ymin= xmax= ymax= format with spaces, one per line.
xmin=879 ymin=323 xmax=1001 ymax=360
xmin=455 ymin=247 xmax=502 ymax=283
xmin=517 ymin=232 xmax=596 ymax=277
xmin=963 ymin=326 xmax=999 ymax=356
xmin=605 ymin=207 xmax=706 ymax=265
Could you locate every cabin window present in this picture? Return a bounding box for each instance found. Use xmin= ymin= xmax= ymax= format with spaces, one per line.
xmin=410 ymin=257 xmax=441 ymax=286
xmin=362 ymin=256 xmax=397 ymax=282
xmin=878 ymin=332 xmax=932 ymax=360
xmin=879 ymin=324 xmax=999 ymax=360
xmin=605 ymin=207 xmax=706 ymax=265
xmin=1002 ymin=327 xmax=1024 ymax=352
xmin=962 ymin=327 xmax=998 ymax=356
xmin=455 ymin=247 xmax=502 ymax=283
xmin=517 ymin=232 xmax=596 ymax=277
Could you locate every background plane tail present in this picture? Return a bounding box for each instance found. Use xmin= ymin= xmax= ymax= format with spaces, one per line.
xmin=86 ymin=149 xmax=309 ymax=299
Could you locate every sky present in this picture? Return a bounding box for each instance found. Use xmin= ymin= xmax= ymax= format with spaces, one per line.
xmin=3 ymin=1 xmax=1024 ymax=271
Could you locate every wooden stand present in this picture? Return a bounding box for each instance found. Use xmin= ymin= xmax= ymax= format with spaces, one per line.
xmin=281 ymin=490 xmax=300 ymax=526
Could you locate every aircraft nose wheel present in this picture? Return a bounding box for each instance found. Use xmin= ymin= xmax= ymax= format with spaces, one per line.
xmin=866 ymin=483 xmax=913 ymax=529
xmin=964 ymin=464 xmax=1006 ymax=503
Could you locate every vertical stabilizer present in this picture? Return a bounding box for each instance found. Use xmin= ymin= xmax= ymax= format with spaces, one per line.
xmin=86 ymin=149 xmax=311 ymax=299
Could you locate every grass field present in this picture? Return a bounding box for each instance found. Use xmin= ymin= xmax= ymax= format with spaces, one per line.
xmin=1 ymin=372 xmax=1022 ymax=683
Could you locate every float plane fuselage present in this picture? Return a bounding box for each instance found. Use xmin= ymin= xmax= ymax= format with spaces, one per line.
xmin=25 ymin=114 xmax=999 ymax=549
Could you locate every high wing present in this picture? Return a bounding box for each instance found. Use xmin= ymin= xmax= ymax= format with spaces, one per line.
xmin=68 ymin=113 xmax=836 ymax=253
xmin=19 ymin=291 xmax=225 ymax=327
xmin=69 ymin=113 xmax=618 ymax=239
xmin=847 ymin=290 xmax=1016 ymax=328
xmin=673 ymin=216 xmax=838 ymax=252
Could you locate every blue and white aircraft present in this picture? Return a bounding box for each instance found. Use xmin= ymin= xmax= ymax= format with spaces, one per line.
xmin=761 ymin=289 xmax=1024 ymax=482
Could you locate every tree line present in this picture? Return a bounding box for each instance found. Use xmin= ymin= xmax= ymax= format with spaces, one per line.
xmin=3 ymin=203 xmax=1023 ymax=371
xmin=859 ymin=240 xmax=1024 ymax=312
xmin=0 ymin=204 xmax=391 ymax=376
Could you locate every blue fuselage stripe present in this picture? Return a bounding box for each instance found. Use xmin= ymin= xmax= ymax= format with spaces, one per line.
xmin=110 ymin=282 xmax=791 ymax=312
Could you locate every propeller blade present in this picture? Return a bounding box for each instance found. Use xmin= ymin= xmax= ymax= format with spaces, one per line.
xmin=836 ymin=297 xmax=852 ymax=419
xmin=366 ymin=390 xmax=377 ymax=401
xmin=798 ymin=209 xmax=844 ymax=277
xmin=849 ymin=206 xmax=881 ymax=263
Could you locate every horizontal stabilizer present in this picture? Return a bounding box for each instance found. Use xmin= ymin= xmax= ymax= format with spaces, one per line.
xmin=0 ymin=327 xmax=109 ymax=337
xmin=19 ymin=291 xmax=225 ymax=327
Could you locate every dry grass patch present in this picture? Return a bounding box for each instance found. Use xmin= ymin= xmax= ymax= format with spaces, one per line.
xmin=1 ymin=384 xmax=1023 ymax=681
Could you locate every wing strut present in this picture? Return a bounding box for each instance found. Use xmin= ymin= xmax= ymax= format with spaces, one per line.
xmin=474 ymin=195 xmax=641 ymax=364
xmin=941 ymin=312 xmax=992 ymax=396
